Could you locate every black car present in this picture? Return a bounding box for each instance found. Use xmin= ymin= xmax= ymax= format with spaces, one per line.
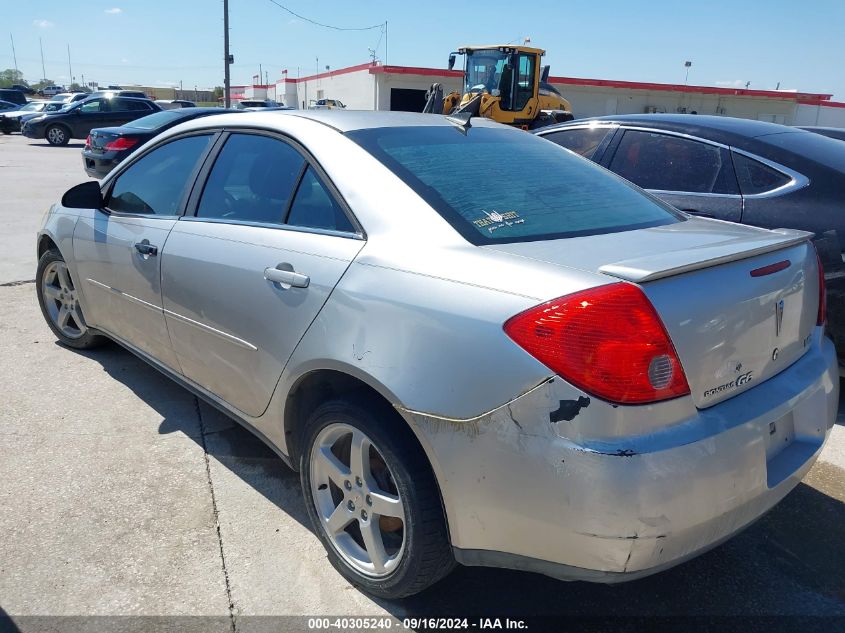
xmin=0 ymin=100 xmax=17 ymax=112
xmin=10 ymin=84 xmax=35 ymax=95
xmin=0 ymin=89 xmax=26 ymax=106
xmin=81 ymin=107 xmax=239 ymax=177
xmin=21 ymin=96 xmax=160 ymax=146
xmin=535 ymin=114 xmax=845 ymax=251
xmin=799 ymin=126 xmax=845 ymax=142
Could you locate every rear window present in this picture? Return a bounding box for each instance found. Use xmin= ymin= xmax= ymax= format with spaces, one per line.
xmin=347 ymin=125 xmax=682 ymax=244
xmin=126 ymin=110 xmax=184 ymax=130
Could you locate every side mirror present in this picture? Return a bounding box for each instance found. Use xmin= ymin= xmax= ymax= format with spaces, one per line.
xmin=448 ymin=54 xmax=456 ymax=71
xmin=61 ymin=181 xmax=104 ymax=209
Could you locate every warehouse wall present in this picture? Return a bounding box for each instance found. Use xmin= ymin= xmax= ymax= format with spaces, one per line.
xmin=293 ymin=69 xmax=376 ymax=110
xmin=794 ymin=103 xmax=845 ymax=128
xmin=551 ymin=83 xmax=798 ymax=123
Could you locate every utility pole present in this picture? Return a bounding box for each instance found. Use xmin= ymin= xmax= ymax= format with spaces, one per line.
xmin=385 ymin=21 xmax=388 ymax=66
xmin=67 ymin=44 xmax=73 ymax=87
xmin=39 ymin=37 xmax=46 ymax=81
xmin=9 ymin=33 xmax=18 ymax=74
xmin=223 ymin=0 xmax=231 ymax=107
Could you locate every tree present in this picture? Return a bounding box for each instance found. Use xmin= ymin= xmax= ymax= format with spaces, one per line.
xmin=69 ymin=82 xmax=91 ymax=93
xmin=0 ymin=69 xmax=26 ymax=88
xmin=213 ymin=86 xmax=224 ymax=99
xmin=31 ymin=79 xmax=55 ymax=91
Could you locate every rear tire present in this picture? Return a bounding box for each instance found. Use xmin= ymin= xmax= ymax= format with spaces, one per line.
xmin=300 ymin=396 xmax=455 ymax=598
xmin=36 ymin=249 xmax=107 ymax=350
xmin=46 ymin=124 xmax=69 ymax=146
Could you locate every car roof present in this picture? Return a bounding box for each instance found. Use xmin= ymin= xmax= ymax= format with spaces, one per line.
xmin=542 ymin=113 xmax=807 ymax=144
xmin=261 ymin=109 xmax=505 ymax=132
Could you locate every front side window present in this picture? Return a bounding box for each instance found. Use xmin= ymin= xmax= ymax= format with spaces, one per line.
xmin=348 ymin=125 xmax=681 ymax=245
xmin=543 ymin=127 xmax=613 ymax=159
xmin=197 ymin=133 xmax=305 ymax=224
xmin=79 ymin=99 xmax=107 ymax=113
xmin=108 ymin=135 xmax=212 ymax=215
xmin=609 ymin=130 xmax=738 ymax=194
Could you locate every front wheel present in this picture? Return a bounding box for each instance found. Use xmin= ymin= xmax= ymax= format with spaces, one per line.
xmin=36 ymin=249 xmax=107 ymax=349
xmin=45 ymin=124 xmax=69 ymax=146
xmin=300 ymin=397 xmax=454 ymax=598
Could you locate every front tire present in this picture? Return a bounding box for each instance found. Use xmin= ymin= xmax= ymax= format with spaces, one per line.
xmin=36 ymin=249 xmax=106 ymax=349
xmin=300 ymin=397 xmax=454 ymax=598
xmin=45 ymin=124 xmax=69 ymax=146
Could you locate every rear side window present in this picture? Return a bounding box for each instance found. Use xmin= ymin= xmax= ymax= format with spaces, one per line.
xmin=114 ymin=99 xmax=151 ymax=112
xmin=286 ymin=166 xmax=354 ymax=232
xmin=732 ymin=153 xmax=791 ymax=195
xmin=347 ymin=126 xmax=681 ymax=244
xmin=609 ymin=130 xmax=738 ymax=194
xmin=197 ymin=133 xmax=305 ymax=224
xmin=542 ymin=127 xmax=611 ymax=159
xmin=108 ymin=135 xmax=212 ymax=215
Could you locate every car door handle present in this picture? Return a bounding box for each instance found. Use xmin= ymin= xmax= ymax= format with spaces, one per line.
xmin=134 ymin=240 xmax=158 ymax=256
xmin=264 ymin=265 xmax=309 ymax=288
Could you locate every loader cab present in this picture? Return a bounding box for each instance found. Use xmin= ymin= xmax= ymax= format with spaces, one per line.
xmin=460 ymin=46 xmax=540 ymax=113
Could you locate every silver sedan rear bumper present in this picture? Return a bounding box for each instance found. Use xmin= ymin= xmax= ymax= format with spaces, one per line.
xmin=403 ymin=330 xmax=838 ymax=582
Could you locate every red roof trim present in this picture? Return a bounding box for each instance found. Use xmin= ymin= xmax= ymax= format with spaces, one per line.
xmin=798 ymin=98 xmax=845 ymax=109
xmin=549 ymin=75 xmax=833 ymax=101
xmin=369 ymin=65 xmax=463 ymax=78
xmin=279 ymin=62 xmax=377 ymax=84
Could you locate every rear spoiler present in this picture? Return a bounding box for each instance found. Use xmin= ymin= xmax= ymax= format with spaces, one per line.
xmin=599 ymin=228 xmax=812 ymax=283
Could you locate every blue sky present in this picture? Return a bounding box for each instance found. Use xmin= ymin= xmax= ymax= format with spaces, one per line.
xmin=4 ymin=0 xmax=844 ymax=99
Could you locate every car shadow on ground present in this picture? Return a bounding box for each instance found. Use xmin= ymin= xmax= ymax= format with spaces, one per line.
xmin=68 ymin=342 xmax=845 ymax=619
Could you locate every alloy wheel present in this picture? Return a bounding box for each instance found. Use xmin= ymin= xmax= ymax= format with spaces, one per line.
xmin=47 ymin=126 xmax=66 ymax=145
xmin=309 ymin=423 xmax=406 ymax=577
xmin=41 ymin=261 xmax=86 ymax=339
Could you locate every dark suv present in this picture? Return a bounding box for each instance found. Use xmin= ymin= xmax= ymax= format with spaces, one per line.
xmin=0 ymin=89 xmax=27 ymax=106
xmin=21 ymin=96 xmax=160 ymax=146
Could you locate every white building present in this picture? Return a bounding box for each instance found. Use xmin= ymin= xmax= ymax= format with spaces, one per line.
xmin=226 ymin=62 xmax=845 ymax=128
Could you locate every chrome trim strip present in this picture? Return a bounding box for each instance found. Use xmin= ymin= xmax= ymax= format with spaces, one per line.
xmin=534 ymin=122 xmax=619 ymax=137
xmin=162 ymin=308 xmax=258 ymax=351
xmin=85 ymin=278 xmax=161 ymax=312
xmin=177 ymin=215 xmax=365 ymax=240
xmin=647 ymin=189 xmax=742 ymax=199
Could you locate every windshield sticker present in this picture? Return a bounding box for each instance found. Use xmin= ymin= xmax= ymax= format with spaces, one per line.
xmin=473 ymin=210 xmax=525 ymax=234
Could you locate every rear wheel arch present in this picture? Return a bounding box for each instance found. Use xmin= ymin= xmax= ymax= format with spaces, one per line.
xmin=282 ymin=369 xmax=444 ymax=494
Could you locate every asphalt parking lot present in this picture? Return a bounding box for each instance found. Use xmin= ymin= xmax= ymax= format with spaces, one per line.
xmin=1 ymin=133 xmax=845 ymax=630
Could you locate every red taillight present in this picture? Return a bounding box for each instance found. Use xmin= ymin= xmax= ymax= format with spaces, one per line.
xmin=103 ymin=136 xmax=139 ymax=151
xmin=84 ymin=134 xmax=91 ymax=148
xmin=816 ymin=250 xmax=826 ymax=326
xmin=504 ymin=283 xmax=690 ymax=405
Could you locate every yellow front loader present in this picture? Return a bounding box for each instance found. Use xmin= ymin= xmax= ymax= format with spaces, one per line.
xmin=423 ymin=45 xmax=574 ymax=129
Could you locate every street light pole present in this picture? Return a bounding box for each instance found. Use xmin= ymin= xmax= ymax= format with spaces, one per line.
xmin=67 ymin=44 xmax=73 ymax=87
xmin=223 ymin=0 xmax=231 ymax=107
xmin=39 ymin=37 xmax=46 ymax=82
xmin=9 ymin=33 xmax=18 ymax=74
xmin=684 ymin=60 xmax=692 ymax=86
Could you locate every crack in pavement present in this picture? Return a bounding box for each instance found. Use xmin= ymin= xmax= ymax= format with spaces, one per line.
xmin=195 ymin=396 xmax=237 ymax=633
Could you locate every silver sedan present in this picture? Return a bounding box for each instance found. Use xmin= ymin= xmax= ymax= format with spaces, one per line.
xmin=36 ymin=110 xmax=838 ymax=598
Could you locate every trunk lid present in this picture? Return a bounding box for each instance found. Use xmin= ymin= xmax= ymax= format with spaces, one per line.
xmin=87 ymin=128 xmax=125 ymax=154
xmin=486 ymin=218 xmax=819 ymax=408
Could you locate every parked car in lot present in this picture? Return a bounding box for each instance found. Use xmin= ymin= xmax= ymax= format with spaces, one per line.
xmin=799 ymin=126 xmax=845 ymax=141
xmin=90 ymin=89 xmax=148 ymax=99
xmin=22 ymin=96 xmax=160 ymax=146
xmin=235 ymin=99 xmax=280 ymax=109
xmin=155 ymin=99 xmax=197 ymax=110
xmin=40 ymin=85 xmax=65 ymax=97
xmin=10 ymin=84 xmax=35 ymax=95
xmin=36 ymin=111 xmax=837 ymax=598
xmin=310 ymin=98 xmax=347 ymax=110
xmin=0 ymin=100 xmax=50 ymax=133
xmin=0 ymin=100 xmax=18 ymax=112
xmin=536 ymin=115 xmax=845 ymax=250
xmin=82 ymin=107 xmax=240 ymax=177
xmin=50 ymin=92 xmax=89 ymax=105
xmin=0 ymin=88 xmax=27 ymax=106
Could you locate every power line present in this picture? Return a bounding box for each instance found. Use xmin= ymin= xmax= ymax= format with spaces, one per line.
xmin=265 ymin=0 xmax=383 ymax=31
